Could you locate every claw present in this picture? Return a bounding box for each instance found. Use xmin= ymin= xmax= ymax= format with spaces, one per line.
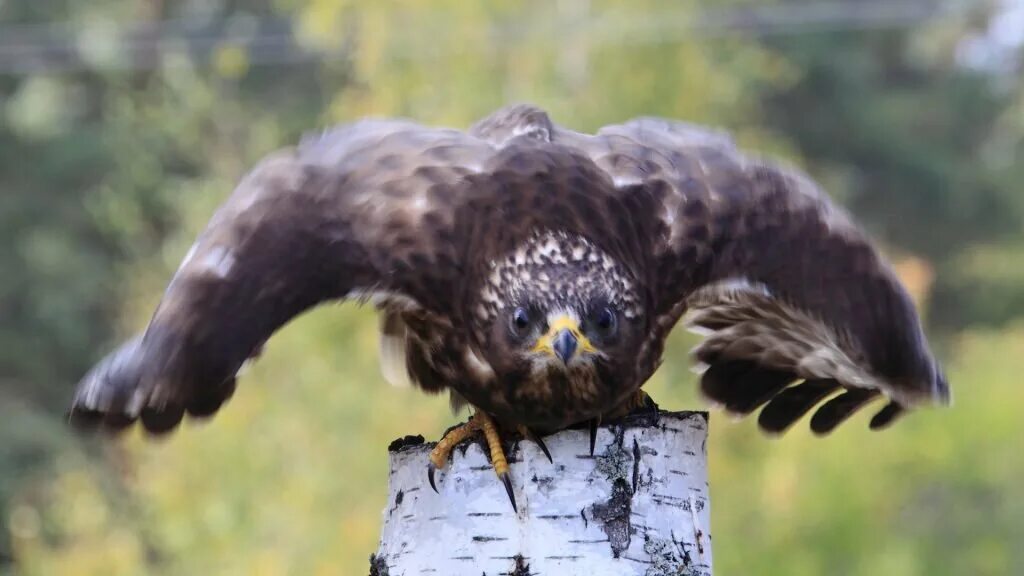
xmin=426 ymin=417 xmax=479 ymax=494
xmin=429 ymin=410 xmax=521 ymax=512
xmin=498 ymin=471 xmax=517 ymax=513
xmin=589 ymin=417 xmax=601 ymax=456
xmin=533 ymin=433 xmax=553 ymax=464
xmin=640 ymin=390 xmax=658 ymax=415
xmin=475 ymin=411 xmax=517 ymax=512
xmin=427 ymin=462 xmax=439 ymax=494
xmin=518 ymin=425 xmax=553 ymax=464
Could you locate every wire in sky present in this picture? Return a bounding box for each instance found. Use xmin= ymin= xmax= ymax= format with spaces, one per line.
xmin=0 ymin=1 xmax=982 ymax=75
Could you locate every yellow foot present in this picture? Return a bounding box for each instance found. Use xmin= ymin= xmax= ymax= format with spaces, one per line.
xmin=625 ymin=388 xmax=657 ymax=414
xmin=427 ymin=417 xmax=480 ymax=492
xmin=603 ymin=389 xmax=658 ymax=421
xmin=427 ymin=410 xmax=519 ymax=512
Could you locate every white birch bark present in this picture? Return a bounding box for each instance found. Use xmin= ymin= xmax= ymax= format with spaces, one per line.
xmin=372 ymin=410 xmax=711 ymax=576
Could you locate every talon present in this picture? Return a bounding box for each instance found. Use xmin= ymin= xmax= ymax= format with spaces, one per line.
xmin=518 ymin=425 xmax=553 ymax=464
xmin=476 ymin=411 xmax=517 ymax=513
xmin=589 ymin=417 xmax=601 ymax=456
xmin=427 ymin=463 xmax=439 ymax=494
xmin=426 ymin=417 xmax=480 ymax=493
xmin=624 ymin=389 xmax=657 ymax=416
xmin=638 ymin=389 xmax=658 ymax=414
xmin=429 ymin=409 xmax=519 ymax=512
xmin=533 ymin=434 xmax=553 ymax=464
xmin=499 ymin=471 xmax=517 ymax=513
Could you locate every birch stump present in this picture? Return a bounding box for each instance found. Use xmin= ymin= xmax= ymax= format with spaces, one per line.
xmin=372 ymin=410 xmax=711 ymax=576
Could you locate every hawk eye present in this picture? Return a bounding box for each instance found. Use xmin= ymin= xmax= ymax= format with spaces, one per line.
xmin=510 ymin=307 xmax=531 ymax=335
xmin=593 ymin=307 xmax=617 ymax=336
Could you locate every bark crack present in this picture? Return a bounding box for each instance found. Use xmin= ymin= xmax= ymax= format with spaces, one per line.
xmin=631 ymin=438 xmax=641 ymax=495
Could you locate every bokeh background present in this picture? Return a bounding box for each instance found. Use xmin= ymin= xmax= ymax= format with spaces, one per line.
xmin=2 ymin=0 xmax=1023 ymax=574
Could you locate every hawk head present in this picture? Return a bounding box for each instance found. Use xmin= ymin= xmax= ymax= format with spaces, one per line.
xmin=470 ymin=231 xmax=646 ymax=419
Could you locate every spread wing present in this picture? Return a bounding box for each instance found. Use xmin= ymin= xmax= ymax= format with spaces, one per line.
xmin=564 ymin=116 xmax=950 ymax=435
xmin=70 ymin=120 xmax=497 ymax=433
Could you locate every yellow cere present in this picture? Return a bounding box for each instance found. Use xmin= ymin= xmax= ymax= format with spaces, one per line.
xmin=531 ymin=314 xmax=598 ymax=356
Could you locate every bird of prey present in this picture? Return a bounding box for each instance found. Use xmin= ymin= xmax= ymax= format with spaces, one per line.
xmin=70 ymin=104 xmax=950 ymax=511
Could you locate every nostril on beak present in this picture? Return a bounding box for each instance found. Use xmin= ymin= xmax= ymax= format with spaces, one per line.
xmin=552 ymin=329 xmax=578 ymax=364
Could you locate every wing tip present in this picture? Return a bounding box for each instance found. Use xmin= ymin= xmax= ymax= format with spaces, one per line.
xmin=931 ymin=366 xmax=953 ymax=407
xmin=868 ymin=401 xmax=906 ymax=431
xmin=890 ymin=360 xmax=952 ymax=408
xmin=68 ymin=333 xmax=239 ymax=437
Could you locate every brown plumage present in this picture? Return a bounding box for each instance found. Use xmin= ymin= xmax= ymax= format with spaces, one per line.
xmin=69 ymin=104 xmax=949 ymax=441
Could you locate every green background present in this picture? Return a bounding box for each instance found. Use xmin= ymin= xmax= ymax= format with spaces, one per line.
xmin=1 ymin=1 xmax=1022 ymax=574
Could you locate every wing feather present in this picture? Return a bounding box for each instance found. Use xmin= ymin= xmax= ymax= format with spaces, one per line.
xmin=71 ymin=121 xmax=498 ymax=433
xmin=570 ymin=115 xmax=950 ymax=434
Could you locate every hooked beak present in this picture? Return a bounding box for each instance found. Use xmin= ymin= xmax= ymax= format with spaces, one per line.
xmin=531 ymin=314 xmax=597 ymax=364
xmin=552 ymin=329 xmax=578 ymax=364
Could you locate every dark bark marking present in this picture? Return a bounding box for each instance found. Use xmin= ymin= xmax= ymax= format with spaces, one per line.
xmin=589 ymin=478 xmax=633 ymax=558
xmin=387 ymin=434 xmax=425 ymax=452
xmin=472 ymin=535 xmax=509 ymax=542
xmin=642 ymin=532 xmax=710 ymax=576
xmin=505 ymin=554 xmax=533 ymax=576
xmin=531 ymin=473 xmax=555 ymax=493
xmin=368 ymin=554 xmax=390 ymax=576
xmin=631 ymin=438 xmax=641 ymax=495
xmin=594 ymin=426 xmax=632 ymax=484
xmin=388 ymin=489 xmax=404 ymax=518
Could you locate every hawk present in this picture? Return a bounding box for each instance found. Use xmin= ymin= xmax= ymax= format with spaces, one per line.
xmin=70 ymin=104 xmax=950 ymax=511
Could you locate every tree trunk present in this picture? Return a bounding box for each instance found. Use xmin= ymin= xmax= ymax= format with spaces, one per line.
xmin=372 ymin=410 xmax=712 ymax=576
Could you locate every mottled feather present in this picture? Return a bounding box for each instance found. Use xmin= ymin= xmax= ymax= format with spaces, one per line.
xmin=559 ymin=114 xmax=949 ymax=433
xmin=70 ymin=104 xmax=949 ymax=439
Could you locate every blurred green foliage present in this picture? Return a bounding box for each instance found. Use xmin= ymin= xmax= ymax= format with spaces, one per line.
xmin=1 ymin=1 xmax=1022 ymax=574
